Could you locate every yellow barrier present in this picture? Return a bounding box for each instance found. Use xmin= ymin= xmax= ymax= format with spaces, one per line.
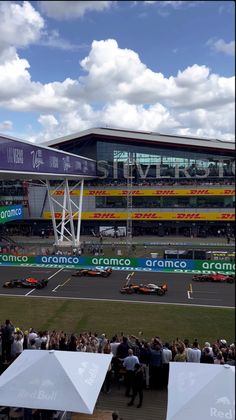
xmin=43 ymin=211 xmax=235 ymax=221
xmin=50 ymin=188 xmax=235 ymax=197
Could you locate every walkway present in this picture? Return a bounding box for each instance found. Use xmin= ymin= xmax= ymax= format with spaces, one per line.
xmin=95 ymin=384 xmax=167 ymax=420
xmin=3 ymin=234 xmax=235 ymax=258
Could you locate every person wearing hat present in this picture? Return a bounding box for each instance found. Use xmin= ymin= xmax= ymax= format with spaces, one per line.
xmin=127 ymin=363 xmax=144 ymax=408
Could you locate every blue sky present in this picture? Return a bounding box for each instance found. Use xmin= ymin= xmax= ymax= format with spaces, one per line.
xmin=0 ymin=1 xmax=234 ymax=143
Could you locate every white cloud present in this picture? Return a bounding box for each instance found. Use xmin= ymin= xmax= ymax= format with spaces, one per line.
xmin=207 ymin=38 xmax=235 ymax=56
xmin=144 ymin=1 xmax=185 ymax=7
xmin=39 ymin=1 xmax=113 ymax=20
xmin=0 ymin=1 xmax=44 ymax=49
xmin=0 ymin=0 xmax=234 ymax=145
xmin=38 ymin=114 xmax=59 ymax=128
xmin=0 ymin=120 xmax=13 ymax=131
xmin=38 ymin=29 xmax=88 ymax=51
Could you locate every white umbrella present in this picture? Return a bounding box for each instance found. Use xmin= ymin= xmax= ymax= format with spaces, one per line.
xmin=166 ymin=363 xmax=235 ymax=420
xmin=0 ymin=350 xmax=112 ymax=414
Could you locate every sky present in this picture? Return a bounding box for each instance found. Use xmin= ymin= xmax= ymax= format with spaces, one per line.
xmin=0 ymin=0 xmax=235 ymax=144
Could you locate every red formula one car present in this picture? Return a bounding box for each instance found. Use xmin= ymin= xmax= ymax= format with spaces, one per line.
xmin=120 ymin=283 xmax=168 ymax=296
xmin=192 ymin=273 xmax=235 ymax=283
xmin=72 ymin=268 xmax=112 ymax=277
xmin=3 ymin=277 xmax=48 ymax=289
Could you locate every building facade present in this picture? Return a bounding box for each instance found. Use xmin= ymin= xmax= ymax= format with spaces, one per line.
xmin=0 ymin=128 xmax=235 ymax=239
xmin=41 ymin=128 xmax=235 ymax=239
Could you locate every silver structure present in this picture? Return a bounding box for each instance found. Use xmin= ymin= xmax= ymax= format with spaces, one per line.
xmin=46 ymin=179 xmax=84 ymax=248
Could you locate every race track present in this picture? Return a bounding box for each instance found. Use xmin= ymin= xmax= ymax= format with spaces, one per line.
xmin=0 ymin=266 xmax=234 ymax=308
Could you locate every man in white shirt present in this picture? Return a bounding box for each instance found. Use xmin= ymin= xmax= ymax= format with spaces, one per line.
xmin=188 ymin=341 xmax=201 ymax=363
xmin=28 ymin=328 xmax=38 ymax=349
xmin=162 ymin=343 xmax=172 ymax=388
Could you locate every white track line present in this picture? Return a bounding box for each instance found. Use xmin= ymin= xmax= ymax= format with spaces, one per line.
xmin=25 ymin=289 xmax=35 ymax=296
xmin=0 ymin=293 xmax=233 ymax=309
xmin=190 ymin=297 xmax=222 ymax=301
xmin=187 ymin=283 xmax=193 ymax=299
xmin=193 ymin=291 xmax=219 ymax=294
xmin=48 ymin=268 xmax=64 ymax=280
xmin=52 ymin=277 xmax=71 ymax=292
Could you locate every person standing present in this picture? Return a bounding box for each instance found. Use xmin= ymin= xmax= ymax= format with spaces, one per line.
xmin=162 ymin=342 xmax=172 ymax=388
xmin=1 ymin=319 xmax=14 ymax=363
xmin=123 ymin=349 xmax=139 ymax=397
xmin=149 ymin=342 xmax=163 ymax=389
xmin=127 ymin=363 xmax=144 ymax=408
xmin=188 ymin=340 xmax=201 ymax=363
xmin=139 ymin=340 xmax=151 ymax=389
xmin=200 ymin=347 xmax=214 ymax=364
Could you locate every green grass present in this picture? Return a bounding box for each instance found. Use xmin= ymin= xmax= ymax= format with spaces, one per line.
xmin=0 ymin=296 xmax=234 ymax=346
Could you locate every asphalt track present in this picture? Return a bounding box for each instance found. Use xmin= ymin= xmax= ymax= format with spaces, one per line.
xmin=0 ymin=266 xmax=234 ymax=308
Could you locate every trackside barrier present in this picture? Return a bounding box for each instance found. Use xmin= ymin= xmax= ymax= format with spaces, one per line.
xmin=0 ymin=254 xmax=235 ymax=275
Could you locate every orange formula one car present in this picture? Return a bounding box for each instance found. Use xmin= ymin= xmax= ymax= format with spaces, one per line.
xmin=72 ymin=268 xmax=112 ymax=277
xmin=120 ymin=283 xmax=168 ymax=296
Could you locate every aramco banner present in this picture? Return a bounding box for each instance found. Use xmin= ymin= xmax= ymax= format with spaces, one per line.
xmin=0 ymin=205 xmax=23 ymax=224
xmin=0 ymin=254 xmax=234 ymax=274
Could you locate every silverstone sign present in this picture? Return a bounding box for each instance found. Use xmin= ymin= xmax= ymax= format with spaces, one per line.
xmin=0 ymin=205 xmax=23 ymax=224
xmin=97 ymin=159 xmax=235 ymax=179
xmin=0 ymin=254 xmax=234 ymax=274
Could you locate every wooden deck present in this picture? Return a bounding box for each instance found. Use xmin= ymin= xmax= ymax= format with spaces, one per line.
xmin=72 ymin=383 xmax=168 ymax=420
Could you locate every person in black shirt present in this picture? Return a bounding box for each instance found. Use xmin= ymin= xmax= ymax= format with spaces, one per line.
xmin=1 ymin=319 xmax=14 ymax=362
xmin=127 ymin=363 xmax=144 ymax=408
xmin=200 ymin=347 xmax=214 ymax=364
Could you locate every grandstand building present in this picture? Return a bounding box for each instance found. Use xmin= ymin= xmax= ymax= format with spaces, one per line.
xmin=0 ymin=128 xmax=235 ymax=239
xmin=43 ymin=128 xmax=235 ymax=238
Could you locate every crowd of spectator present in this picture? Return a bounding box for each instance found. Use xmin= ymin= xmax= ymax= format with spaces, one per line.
xmin=86 ymin=177 xmax=235 ymax=187
xmin=1 ymin=320 xmax=235 ymax=395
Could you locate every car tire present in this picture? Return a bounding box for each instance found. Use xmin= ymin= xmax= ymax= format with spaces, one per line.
xmin=227 ymin=278 xmax=234 ymax=284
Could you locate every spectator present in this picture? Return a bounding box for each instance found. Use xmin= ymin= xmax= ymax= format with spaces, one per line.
xmin=101 ymin=344 xmax=112 ymax=394
xmin=149 ymin=341 xmax=163 ymax=389
xmin=139 ymin=340 xmax=151 ymax=390
xmin=225 ymin=348 xmax=235 ymax=366
xmin=174 ymin=341 xmax=187 ymax=362
xmin=200 ymin=347 xmax=214 ymax=364
xmin=123 ymin=349 xmax=140 ymax=397
xmin=204 ymin=341 xmax=213 ymax=357
xmin=127 ymin=363 xmax=144 ymax=408
xmin=117 ymin=336 xmax=131 ymax=360
xmin=1 ymin=319 xmax=14 ymax=363
xmin=162 ymin=342 xmax=172 ymax=388
xmin=67 ymin=334 xmax=77 ymax=351
xmin=11 ymin=330 xmax=24 ymax=359
xmin=28 ymin=328 xmax=38 ymax=348
xmin=183 ymin=339 xmax=193 ymax=362
xmin=188 ymin=340 xmax=201 ymax=363
xmin=214 ymin=351 xmax=225 ymax=365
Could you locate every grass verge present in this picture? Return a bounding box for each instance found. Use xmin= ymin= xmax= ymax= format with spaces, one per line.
xmin=0 ymin=296 xmax=234 ymax=345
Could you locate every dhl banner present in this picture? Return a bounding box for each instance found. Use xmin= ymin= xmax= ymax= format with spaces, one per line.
xmin=51 ymin=188 xmax=235 ymax=197
xmin=43 ymin=211 xmax=235 ymax=221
